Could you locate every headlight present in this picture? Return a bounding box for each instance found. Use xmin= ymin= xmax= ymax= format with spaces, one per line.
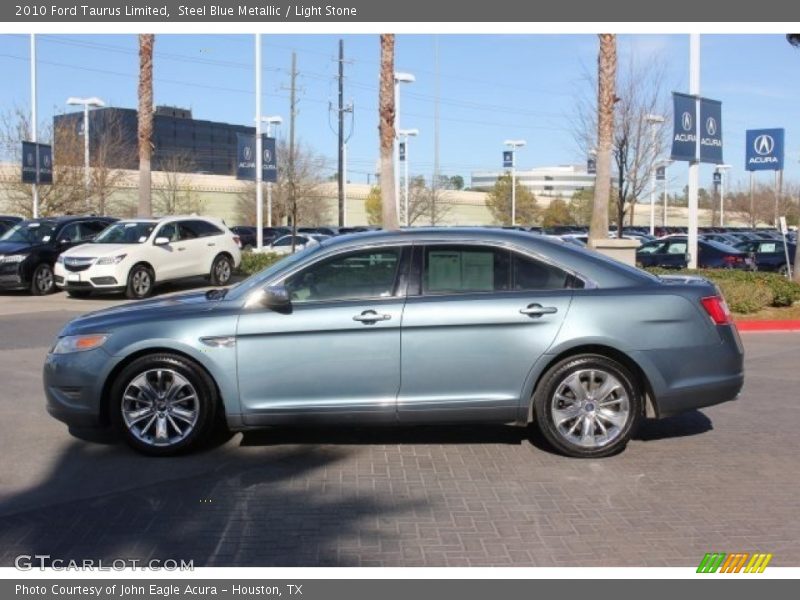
xmin=0 ymin=254 xmax=27 ymax=263
xmin=51 ymin=334 xmax=109 ymax=354
xmin=95 ymin=254 xmax=127 ymax=265
xmin=56 ymin=255 xmax=64 ymax=264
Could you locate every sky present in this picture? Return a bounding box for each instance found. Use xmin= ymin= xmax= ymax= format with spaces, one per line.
xmin=0 ymin=33 xmax=799 ymax=192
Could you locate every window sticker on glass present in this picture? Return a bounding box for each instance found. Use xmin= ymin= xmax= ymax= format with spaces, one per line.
xmin=125 ymin=223 xmax=138 ymax=228
xmin=42 ymin=236 xmax=51 ymax=242
xmin=28 ymin=223 xmax=40 ymax=228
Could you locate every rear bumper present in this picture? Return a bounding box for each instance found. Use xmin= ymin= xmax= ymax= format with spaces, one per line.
xmin=654 ymin=372 xmax=744 ymax=417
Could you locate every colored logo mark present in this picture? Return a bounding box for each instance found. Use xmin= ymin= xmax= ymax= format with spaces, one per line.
xmin=697 ymin=552 xmax=773 ymax=573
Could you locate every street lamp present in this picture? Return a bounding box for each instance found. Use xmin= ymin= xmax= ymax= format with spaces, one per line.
xmin=715 ymin=164 xmax=732 ymax=227
xmin=657 ymin=159 xmax=674 ymax=228
xmin=398 ymin=128 xmax=419 ymax=227
xmin=503 ymin=139 xmax=526 ymax=226
xmin=645 ymin=114 xmax=665 ymax=236
xmin=66 ymin=96 xmax=105 ymax=211
xmin=394 ymin=72 xmax=415 ymax=220
xmin=261 ymin=115 xmax=283 ymax=240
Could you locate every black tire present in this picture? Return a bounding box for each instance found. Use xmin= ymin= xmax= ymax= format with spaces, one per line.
xmin=67 ymin=290 xmax=92 ymax=298
xmin=778 ymin=264 xmax=789 ymax=277
xmin=126 ymin=264 xmax=154 ymax=299
xmin=110 ymin=353 xmax=218 ymax=456
xmin=210 ymin=254 xmax=233 ymax=286
xmin=532 ymin=354 xmax=642 ymax=458
xmin=30 ymin=263 xmax=55 ymax=295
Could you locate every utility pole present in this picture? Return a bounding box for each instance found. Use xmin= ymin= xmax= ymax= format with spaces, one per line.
xmin=30 ymin=34 xmax=38 ymax=218
xmin=337 ymin=39 xmax=345 ymax=227
xmin=255 ymin=33 xmax=263 ymax=250
xmin=432 ymin=35 xmax=440 ymax=226
xmin=687 ymin=34 xmax=700 ymax=269
xmin=288 ymin=51 xmax=298 ymax=252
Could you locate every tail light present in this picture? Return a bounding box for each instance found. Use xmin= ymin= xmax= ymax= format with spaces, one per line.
xmin=232 ymin=235 xmax=241 ymax=249
xmin=701 ymin=296 xmax=732 ymax=326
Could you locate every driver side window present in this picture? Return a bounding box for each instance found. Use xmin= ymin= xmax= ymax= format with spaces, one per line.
xmin=284 ymin=248 xmax=402 ymax=302
xmin=156 ymin=223 xmax=179 ymax=242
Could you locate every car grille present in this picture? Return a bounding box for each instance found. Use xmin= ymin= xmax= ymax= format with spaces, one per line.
xmin=63 ymin=257 xmax=94 ymax=272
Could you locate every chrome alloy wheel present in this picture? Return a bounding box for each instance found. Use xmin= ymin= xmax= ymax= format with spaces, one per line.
xmin=214 ymin=258 xmax=231 ymax=283
xmin=131 ymin=269 xmax=151 ymax=296
xmin=36 ymin=265 xmax=54 ymax=293
xmin=121 ymin=369 xmax=199 ymax=447
xmin=550 ymin=369 xmax=630 ymax=449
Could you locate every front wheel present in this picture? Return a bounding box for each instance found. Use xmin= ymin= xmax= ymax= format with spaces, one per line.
xmin=126 ymin=264 xmax=154 ymax=299
xmin=31 ymin=263 xmax=55 ymax=295
xmin=778 ymin=264 xmax=789 ymax=277
xmin=533 ymin=354 xmax=642 ymax=458
xmin=110 ymin=354 xmax=218 ymax=456
xmin=210 ymin=254 xmax=233 ymax=286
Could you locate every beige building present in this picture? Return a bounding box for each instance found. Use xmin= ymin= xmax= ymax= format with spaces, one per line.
xmin=1 ymin=163 xmax=737 ymax=228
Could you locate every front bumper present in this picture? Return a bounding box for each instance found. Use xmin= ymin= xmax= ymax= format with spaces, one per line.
xmin=0 ymin=261 xmax=28 ymax=290
xmin=54 ymin=262 xmax=124 ymax=291
xmin=43 ymin=348 xmax=115 ymax=429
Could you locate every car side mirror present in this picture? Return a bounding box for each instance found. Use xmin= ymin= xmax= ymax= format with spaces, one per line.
xmin=154 ymin=236 xmax=170 ymax=246
xmin=262 ymin=284 xmax=292 ymax=313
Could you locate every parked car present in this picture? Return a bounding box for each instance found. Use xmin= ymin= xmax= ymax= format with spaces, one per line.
xmin=700 ymin=233 xmax=741 ymax=246
xmin=44 ymin=228 xmax=744 ymax=458
xmin=54 ymin=216 xmax=242 ymax=299
xmin=0 ymin=215 xmax=22 ymax=237
xmin=734 ymin=239 xmax=797 ymax=275
xmin=269 ymin=233 xmax=330 ymax=255
xmin=0 ymin=216 xmax=116 ymax=295
xmin=230 ymin=226 xmax=257 ymax=250
xmin=636 ymin=237 xmax=753 ymax=270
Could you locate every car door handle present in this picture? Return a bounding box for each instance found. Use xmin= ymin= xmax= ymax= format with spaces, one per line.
xmin=520 ymin=304 xmax=558 ymax=317
xmin=207 ymin=242 xmax=216 ymax=247
xmin=177 ymin=247 xmax=186 ymax=252
xmin=353 ymin=310 xmax=392 ymax=323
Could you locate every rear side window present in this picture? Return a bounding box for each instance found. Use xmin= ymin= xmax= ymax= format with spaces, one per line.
xmin=512 ymin=253 xmax=577 ymax=290
xmin=184 ymin=219 xmax=223 ymax=238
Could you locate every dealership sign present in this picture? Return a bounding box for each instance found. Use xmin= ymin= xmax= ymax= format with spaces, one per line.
xmin=656 ymin=166 xmax=666 ymax=181
xmin=745 ymin=128 xmax=784 ymax=171
xmin=502 ymin=150 xmax=513 ymax=168
xmin=21 ymin=141 xmax=53 ymax=185
xmin=236 ymin=133 xmax=277 ymax=182
xmin=670 ymin=92 xmax=723 ymax=164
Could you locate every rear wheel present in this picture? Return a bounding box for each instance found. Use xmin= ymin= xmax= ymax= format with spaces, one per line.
xmin=30 ymin=263 xmax=55 ymax=295
xmin=126 ymin=264 xmax=154 ymax=299
xmin=778 ymin=264 xmax=789 ymax=277
xmin=210 ymin=254 xmax=233 ymax=286
xmin=533 ymin=354 xmax=642 ymax=458
xmin=110 ymin=354 xmax=217 ymax=456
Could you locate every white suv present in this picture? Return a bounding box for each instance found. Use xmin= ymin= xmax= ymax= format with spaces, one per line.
xmin=55 ymin=216 xmax=242 ymax=299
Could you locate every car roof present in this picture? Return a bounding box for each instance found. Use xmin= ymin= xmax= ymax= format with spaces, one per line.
xmin=19 ymin=215 xmax=115 ymax=225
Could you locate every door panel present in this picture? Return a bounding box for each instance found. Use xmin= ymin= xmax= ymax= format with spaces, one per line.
xmin=398 ymin=244 xmax=573 ymax=423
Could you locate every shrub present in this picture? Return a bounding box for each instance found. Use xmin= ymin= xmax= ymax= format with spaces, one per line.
xmin=646 ymin=268 xmax=800 ymax=314
xmin=239 ymin=252 xmax=284 ymax=276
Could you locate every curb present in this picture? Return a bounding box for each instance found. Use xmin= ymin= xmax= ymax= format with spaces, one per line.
xmin=734 ymin=320 xmax=800 ymax=332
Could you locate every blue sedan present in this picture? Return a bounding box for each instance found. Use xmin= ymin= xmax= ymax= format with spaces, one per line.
xmin=43 ymin=228 xmax=744 ymax=458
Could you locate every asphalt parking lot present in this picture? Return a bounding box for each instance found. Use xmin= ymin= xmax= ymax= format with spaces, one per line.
xmin=0 ymin=289 xmax=799 ymax=567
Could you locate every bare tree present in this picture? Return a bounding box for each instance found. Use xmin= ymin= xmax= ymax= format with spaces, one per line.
xmin=236 ymin=139 xmax=330 ymax=226
xmin=86 ymin=111 xmax=136 ymax=216
xmin=577 ymin=42 xmax=670 ymax=237
xmin=0 ymin=107 xmax=84 ymax=216
xmin=154 ymin=151 xmax=204 ymax=216
xmin=379 ymin=34 xmax=399 ymax=230
xmin=137 ymin=34 xmax=155 ymax=217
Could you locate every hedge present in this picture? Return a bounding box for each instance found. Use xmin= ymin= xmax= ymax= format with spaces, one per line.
xmin=239 ymin=252 xmax=285 ymax=276
xmin=647 ymin=268 xmax=800 ymax=314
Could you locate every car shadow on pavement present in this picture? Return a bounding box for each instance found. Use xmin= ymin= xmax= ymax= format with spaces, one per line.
xmin=635 ymin=410 xmax=713 ymax=441
xmin=0 ymin=440 xmax=422 ymax=567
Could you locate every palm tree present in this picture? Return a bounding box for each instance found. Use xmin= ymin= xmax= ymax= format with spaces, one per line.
xmin=588 ymin=34 xmax=617 ymax=245
xmin=787 ymin=35 xmax=800 ymax=282
xmin=378 ymin=34 xmax=399 ymax=230
xmin=137 ymin=34 xmax=154 ymax=217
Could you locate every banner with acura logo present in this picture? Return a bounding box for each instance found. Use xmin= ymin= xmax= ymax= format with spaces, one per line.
xmin=21 ymin=141 xmax=53 ymax=185
xmin=236 ymin=133 xmax=278 ymax=182
xmin=670 ymin=92 xmax=723 ymax=164
xmin=745 ymin=128 xmax=784 ymax=171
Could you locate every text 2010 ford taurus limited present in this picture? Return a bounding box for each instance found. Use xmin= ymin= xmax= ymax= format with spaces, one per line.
xmin=43 ymin=228 xmax=744 ymax=458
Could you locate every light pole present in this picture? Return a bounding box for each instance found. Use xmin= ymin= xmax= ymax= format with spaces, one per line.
xmin=504 ymin=139 xmax=526 ymax=226
xmin=398 ymin=128 xmax=419 ymax=227
xmin=715 ymin=164 xmax=732 ymax=227
xmin=261 ymin=116 xmax=283 ymax=235
xmin=394 ymin=72 xmax=415 ymax=221
xmin=658 ymin=159 xmax=673 ymax=228
xmin=645 ymin=114 xmax=665 ymax=236
xmin=30 ymin=34 xmax=38 ymax=218
xmin=66 ymin=96 xmax=105 ymax=211
xmin=688 ymin=33 xmax=701 ymax=269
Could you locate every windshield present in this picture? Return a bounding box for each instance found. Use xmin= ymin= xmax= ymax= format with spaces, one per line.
xmin=94 ymin=222 xmax=155 ymax=244
xmin=0 ymin=221 xmax=57 ymax=244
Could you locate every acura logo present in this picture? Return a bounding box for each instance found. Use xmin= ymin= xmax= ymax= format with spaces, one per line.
xmin=705 ymin=117 xmax=717 ymax=136
xmin=263 ymin=148 xmax=272 ymax=163
xmin=43 ymin=154 xmax=51 ymax=167
xmin=681 ymin=112 xmax=693 ymax=131
xmin=243 ymin=145 xmax=252 ymax=161
xmin=754 ymin=134 xmax=774 ymax=156
xmin=26 ymin=152 xmax=34 ymax=166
